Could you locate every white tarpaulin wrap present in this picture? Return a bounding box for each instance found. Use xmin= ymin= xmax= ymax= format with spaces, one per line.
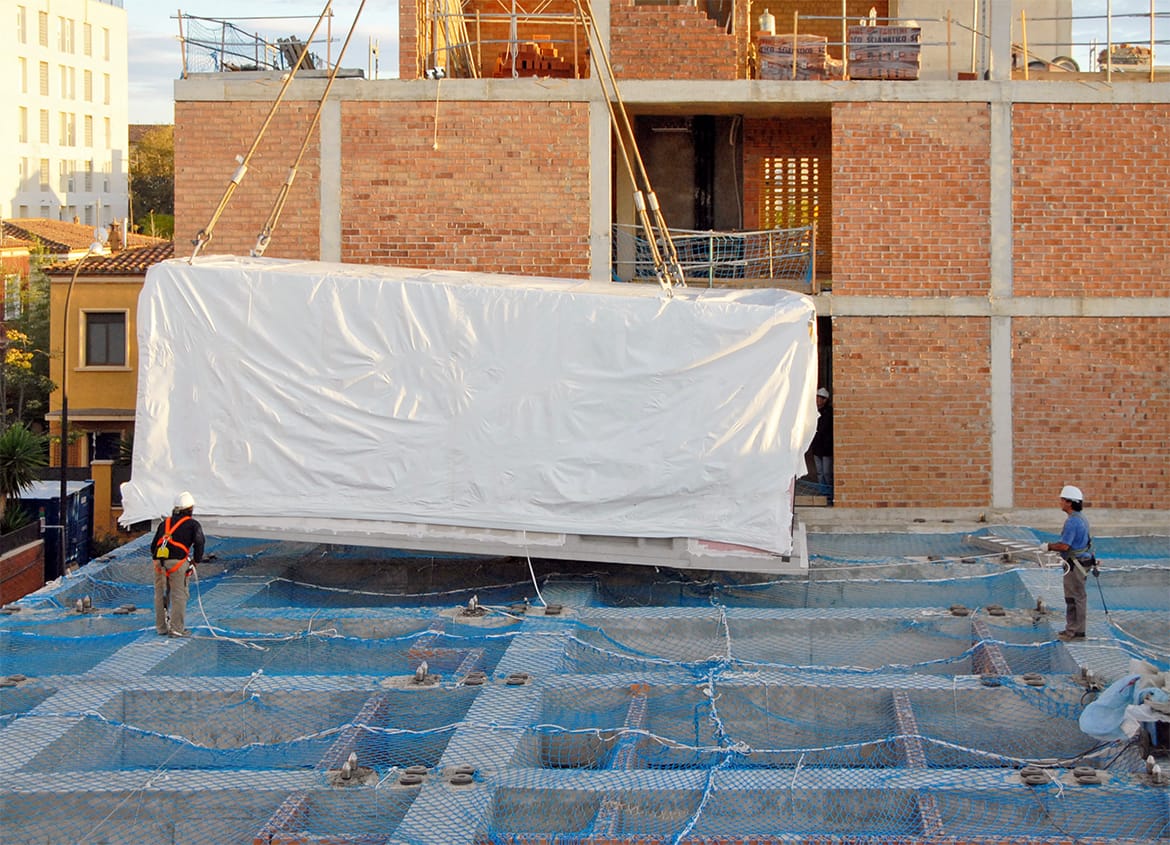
xmin=121 ymin=256 xmax=818 ymax=554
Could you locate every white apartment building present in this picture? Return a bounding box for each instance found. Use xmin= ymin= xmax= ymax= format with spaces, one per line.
xmin=2 ymin=0 xmax=129 ymax=225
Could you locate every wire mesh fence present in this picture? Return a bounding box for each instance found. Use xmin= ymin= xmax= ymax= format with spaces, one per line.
xmin=180 ymin=14 xmax=331 ymax=74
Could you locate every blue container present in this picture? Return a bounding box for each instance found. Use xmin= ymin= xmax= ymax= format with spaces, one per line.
xmin=17 ymin=480 xmax=94 ymax=579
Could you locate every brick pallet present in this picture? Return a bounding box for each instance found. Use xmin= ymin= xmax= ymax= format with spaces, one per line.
xmin=758 ymin=34 xmax=842 ymax=81
xmin=493 ymin=39 xmax=575 ymax=78
xmin=847 ymin=25 xmax=921 ymax=81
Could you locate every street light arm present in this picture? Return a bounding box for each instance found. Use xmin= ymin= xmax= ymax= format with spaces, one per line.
xmin=56 ymin=241 xmax=105 ymax=580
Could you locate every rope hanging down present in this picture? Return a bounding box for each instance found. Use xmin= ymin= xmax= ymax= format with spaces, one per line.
xmin=252 ymin=0 xmax=370 ymax=256
xmin=572 ymin=0 xmax=686 ymax=296
xmin=189 ymin=0 xmax=334 ymax=261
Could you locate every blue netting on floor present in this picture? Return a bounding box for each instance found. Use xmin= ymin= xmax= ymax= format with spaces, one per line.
xmin=0 ymin=530 xmax=1167 ymax=844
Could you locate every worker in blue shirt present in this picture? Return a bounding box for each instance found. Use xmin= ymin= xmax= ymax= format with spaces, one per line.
xmin=1045 ymin=484 xmax=1095 ymax=642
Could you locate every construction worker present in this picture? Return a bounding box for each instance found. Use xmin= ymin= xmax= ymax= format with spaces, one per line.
xmin=809 ymin=388 xmax=834 ymax=498
xmin=1045 ymin=484 xmax=1096 ymax=642
xmin=150 ymin=491 xmax=205 ymax=637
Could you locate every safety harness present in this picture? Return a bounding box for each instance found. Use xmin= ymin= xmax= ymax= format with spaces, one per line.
xmin=1061 ymin=519 xmax=1096 ymax=578
xmin=154 ymin=515 xmax=192 ymax=576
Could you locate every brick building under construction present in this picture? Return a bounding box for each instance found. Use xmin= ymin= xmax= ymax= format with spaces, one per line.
xmin=172 ymin=0 xmax=1168 ymax=515
xmin=1 ymin=7 xmax=1166 ymax=843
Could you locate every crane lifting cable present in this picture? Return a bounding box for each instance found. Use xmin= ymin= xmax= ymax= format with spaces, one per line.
xmin=252 ymin=0 xmax=370 ymax=257
xmin=189 ymin=0 xmax=334 ymax=261
xmin=572 ymin=0 xmax=685 ymax=296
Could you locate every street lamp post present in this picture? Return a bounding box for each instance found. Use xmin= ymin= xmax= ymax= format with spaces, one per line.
xmin=56 ymin=234 xmax=107 ymax=580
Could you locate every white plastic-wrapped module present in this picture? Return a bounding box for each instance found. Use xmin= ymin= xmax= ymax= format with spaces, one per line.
xmin=121 ymin=256 xmax=818 ymax=563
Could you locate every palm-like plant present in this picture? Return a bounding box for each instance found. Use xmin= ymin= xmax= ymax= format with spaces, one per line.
xmin=0 ymin=423 xmax=47 ymax=526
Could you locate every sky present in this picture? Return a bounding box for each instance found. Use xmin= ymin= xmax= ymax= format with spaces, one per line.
xmin=125 ymin=1 xmax=1164 ymax=125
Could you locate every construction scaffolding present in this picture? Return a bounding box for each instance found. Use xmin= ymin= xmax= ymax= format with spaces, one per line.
xmin=416 ymin=0 xmax=587 ymax=79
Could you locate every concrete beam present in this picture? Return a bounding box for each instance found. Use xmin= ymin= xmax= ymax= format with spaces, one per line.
xmin=176 ymin=73 xmax=1170 ymax=110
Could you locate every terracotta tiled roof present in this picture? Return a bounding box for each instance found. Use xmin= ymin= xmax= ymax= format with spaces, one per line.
xmin=0 ymin=232 xmax=34 ymax=250
xmin=44 ymin=241 xmax=175 ymax=276
xmin=2 ymin=218 xmax=167 ymax=254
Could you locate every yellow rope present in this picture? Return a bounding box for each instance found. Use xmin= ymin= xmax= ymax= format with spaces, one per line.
xmin=572 ymin=0 xmax=684 ymax=293
xmin=251 ymin=0 xmax=372 ymax=256
xmin=190 ymin=0 xmax=334 ymax=261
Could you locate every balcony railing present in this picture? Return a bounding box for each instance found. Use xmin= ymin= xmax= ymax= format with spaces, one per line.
xmin=612 ymin=224 xmax=815 ymax=291
xmin=177 ymin=13 xmax=338 ymax=75
xmin=175 ymin=7 xmax=1167 ymax=83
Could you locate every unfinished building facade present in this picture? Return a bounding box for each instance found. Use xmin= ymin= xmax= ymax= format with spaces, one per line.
xmin=172 ymin=0 xmax=1169 ymax=513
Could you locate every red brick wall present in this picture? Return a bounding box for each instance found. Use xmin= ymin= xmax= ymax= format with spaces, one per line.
xmin=610 ymin=0 xmax=739 ymax=80
xmin=831 ymin=101 xmax=991 ymax=296
xmin=174 ymin=100 xmax=590 ymax=277
xmin=742 ymin=116 xmax=833 ymax=273
xmin=174 ymin=102 xmax=321 ymax=260
xmin=340 ymin=101 xmax=591 ymax=277
xmin=0 ymin=542 xmax=44 ymax=604
xmin=1013 ymin=103 xmax=1170 ymax=297
xmin=400 ymin=0 xmax=419 ymax=79
xmin=1012 ymin=317 xmax=1169 ymax=509
xmin=833 ymin=317 xmax=992 ymax=507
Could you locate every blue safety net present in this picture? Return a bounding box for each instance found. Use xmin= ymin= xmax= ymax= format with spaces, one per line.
xmin=0 ymin=528 xmax=1167 ymax=844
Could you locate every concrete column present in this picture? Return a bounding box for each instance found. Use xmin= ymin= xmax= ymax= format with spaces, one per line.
xmin=588 ymin=0 xmax=613 ymax=282
xmin=988 ymin=98 xmax=1013 ymax=508
xmin=988 ymin=0 xmax=1014 ymax=81
xmin=319 ymin=97 xmax=343 ymax=262
xmin=590 ymin=101 xmax=613 ymax=282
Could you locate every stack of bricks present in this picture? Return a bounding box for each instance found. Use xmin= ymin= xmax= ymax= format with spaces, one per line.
xmin=493 ymin=38 xmax=575 ymax=78
xmin=758 ymin=34 xmax=842 ymax=80
xmin=847 ymin=25 xmax=921 ymax=80
xmin=1098 ymin=43 xmax=1152 ymax=71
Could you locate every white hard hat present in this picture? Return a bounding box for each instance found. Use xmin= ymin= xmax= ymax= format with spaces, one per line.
xmin=817 ymin=388 xmax=830 ymax=399
xmin=1059 ymin=485 xmax=1083 ymax=502
xmin=174 ymin=491 xmax=196 ymax=510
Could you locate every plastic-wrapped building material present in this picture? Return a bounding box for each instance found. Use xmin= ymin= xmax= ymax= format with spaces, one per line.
xmin=120 ymin=256 xmax=818 ymax=558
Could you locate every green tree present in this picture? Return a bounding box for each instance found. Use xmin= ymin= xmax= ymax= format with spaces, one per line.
xmin=130 ymin=125 xmax=175 ymax=229
xmin=0 ymin=423 xmax=46 ymax=525
xmin=1 ymin=251 xmax=55 ymax=429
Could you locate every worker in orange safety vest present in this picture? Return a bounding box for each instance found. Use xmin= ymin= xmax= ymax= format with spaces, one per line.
xmin=150 ymin=491 xmax=205 ymax=637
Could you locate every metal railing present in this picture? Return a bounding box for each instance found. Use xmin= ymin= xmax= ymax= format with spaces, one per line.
xmin=172 ymin=7 xmax=1166 ymax=83
xmin=176 ymin=13 xmax=337 ymax=76
xmin=612 ymin=224 xmax=815 ymax=289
